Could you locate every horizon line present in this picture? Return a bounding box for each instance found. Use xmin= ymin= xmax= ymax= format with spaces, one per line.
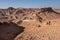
xmin=0 ymin=7 xmax=60 ymax=9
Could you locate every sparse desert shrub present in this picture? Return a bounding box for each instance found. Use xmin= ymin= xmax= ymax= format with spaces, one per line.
xmin=38 ymin=17 xmax=42 ymax=23
xmin=47 ymin=21 xmax=51 ymax=25
xmin=38 ymin=25 xmax=41 ymax=27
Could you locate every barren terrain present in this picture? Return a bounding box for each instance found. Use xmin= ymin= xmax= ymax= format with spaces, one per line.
xmin=0 ymin=7 xmax=60 ymax=40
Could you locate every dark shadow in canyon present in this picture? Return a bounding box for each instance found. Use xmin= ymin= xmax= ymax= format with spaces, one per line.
xmin=0 ymin=22 xmax=25 ymax=40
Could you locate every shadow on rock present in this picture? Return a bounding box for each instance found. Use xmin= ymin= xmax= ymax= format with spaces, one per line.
xmin=0 ymin=22 xmax=25 ymax=40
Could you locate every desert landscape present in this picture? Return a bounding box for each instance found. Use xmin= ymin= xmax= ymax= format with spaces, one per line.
xmin=0 ymin=7 xmax=60 ymax=40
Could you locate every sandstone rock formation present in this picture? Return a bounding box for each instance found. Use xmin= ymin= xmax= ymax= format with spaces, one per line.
xmin=0 ymin=7 xmax=60 ymax=40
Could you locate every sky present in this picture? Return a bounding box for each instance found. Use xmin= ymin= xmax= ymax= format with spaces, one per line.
xmin=0 ymin=0 xmax=60 ymax=8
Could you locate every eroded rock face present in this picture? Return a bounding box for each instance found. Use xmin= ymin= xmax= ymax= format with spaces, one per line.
xmin=0 ymin=22 xmax=25 ymax=40
xmin=41 ymin=7 xmax=53 ymax=12
xmin=0 ymin=7 xmax=60 ymax=40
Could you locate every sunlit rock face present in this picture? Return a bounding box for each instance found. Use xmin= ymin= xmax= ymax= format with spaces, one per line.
xmin=0 ymin=22 xmax=25 ymax=40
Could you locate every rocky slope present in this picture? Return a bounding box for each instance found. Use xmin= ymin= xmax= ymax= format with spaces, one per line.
xmin=0 ymin=7 xmax=60 ymax=40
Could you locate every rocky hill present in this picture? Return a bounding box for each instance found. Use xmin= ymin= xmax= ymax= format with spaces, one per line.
xmin=0 ymin=7 xmax=60 ymax=40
